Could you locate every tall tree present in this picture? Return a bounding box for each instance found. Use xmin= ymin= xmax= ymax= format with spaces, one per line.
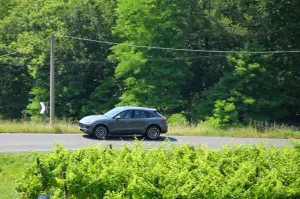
xmin=193 ymin=46 xmax=289 ymax=125
xmin=257 ymin=0 xmax=300 ymax=123
xmin=185 ymin=0 xmax=261 ymax=114
xmin=110 ymin=0 xmax=196 ymax=113
xmin=0 ymin=0 xmax=39 ymax=119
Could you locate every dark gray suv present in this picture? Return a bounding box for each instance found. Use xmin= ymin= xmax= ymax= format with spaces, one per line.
xmin=78 ymin=106 xmax=168 ymax=140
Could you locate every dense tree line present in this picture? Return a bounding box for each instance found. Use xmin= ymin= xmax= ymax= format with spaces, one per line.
xmin=0 ymin=0 xmax=300 ymax=126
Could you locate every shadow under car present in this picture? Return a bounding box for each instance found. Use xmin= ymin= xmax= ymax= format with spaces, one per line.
xmin=82 ymin=134 xmax=177 ymax=142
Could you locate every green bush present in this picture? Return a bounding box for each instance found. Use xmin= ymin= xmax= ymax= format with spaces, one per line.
xmin=204 ymin=99 xmax=239 ymax=128
xmin=17 ymin=142 xmax=300 ymax=199
xmin=168 ymin=113 xmax=188 ymax=126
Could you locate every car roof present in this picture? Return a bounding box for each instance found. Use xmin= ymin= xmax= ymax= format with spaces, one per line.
xmin=117 ymin=106 xmax=157 ymax=112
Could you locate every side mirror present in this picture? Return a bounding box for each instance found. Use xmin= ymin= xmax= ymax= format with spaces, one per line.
xmin=116 ymin=115 xmax=121 ymax=120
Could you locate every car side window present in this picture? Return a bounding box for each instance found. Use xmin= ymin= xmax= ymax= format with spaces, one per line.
xmin=116 ymin=110 xmax=133 ymax=119
xmin=133 ymin=110 xmax=149 ymax=118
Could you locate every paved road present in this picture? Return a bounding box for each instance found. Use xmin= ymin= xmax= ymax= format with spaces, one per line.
xmin=0 ymin=133 xmax=297 ymax=153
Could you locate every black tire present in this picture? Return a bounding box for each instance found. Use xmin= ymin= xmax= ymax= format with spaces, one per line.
xmin=93 ymin=125 xmax=108 ymax=139
xmin=146 ymin=126 xmax=161 ymax=140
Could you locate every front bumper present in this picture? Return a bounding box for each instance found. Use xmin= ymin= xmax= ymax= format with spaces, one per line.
xmin=78 ymin=123 xmax=93 ymax=134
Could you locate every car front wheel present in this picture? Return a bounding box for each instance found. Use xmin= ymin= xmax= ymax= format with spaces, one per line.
xmin=146 ymin=126 xmax=161 ymax=140
xmin=93 ymin=125 xmax=108 ymax=139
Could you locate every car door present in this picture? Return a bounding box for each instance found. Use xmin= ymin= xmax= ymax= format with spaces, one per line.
xmin=109 ymin=110 xmax=134 ymax=134
xmin=130 ymin=110 xmax=149 ymax=133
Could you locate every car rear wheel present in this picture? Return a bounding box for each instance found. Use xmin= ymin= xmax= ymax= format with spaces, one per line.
xmin=93 ymin=125 xmax=108 ymax=139
xmin=146 ymin=126 xmax=160 ymax=140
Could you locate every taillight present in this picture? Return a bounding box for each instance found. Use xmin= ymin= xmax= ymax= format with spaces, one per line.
xmin=161 ymin=119 xmax=167 ymax=123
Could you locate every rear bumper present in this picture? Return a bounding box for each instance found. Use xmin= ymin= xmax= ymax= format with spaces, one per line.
xmin=161 ymin=125 xmax=168 ymax=134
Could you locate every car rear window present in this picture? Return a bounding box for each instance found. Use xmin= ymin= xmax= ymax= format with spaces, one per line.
xmin=154 ymin=111 xmax=164 ymax=118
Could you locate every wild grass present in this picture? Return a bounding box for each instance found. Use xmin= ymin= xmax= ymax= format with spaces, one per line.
xmin=0 ymin=153 xmax=47 ymax=199
xmin=168 ymin=123 xmax=300 ymax=138
xmin=1 ymin=120 xmax=300 ymax=138
xmin=0 ymin=120 xmax=80 ymax=134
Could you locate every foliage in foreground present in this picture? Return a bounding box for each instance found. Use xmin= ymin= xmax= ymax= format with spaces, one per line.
xmin=0 ymin=153 xmax=42 ymax=199
xmin=17 ymin=141 xmax=300 ymax=199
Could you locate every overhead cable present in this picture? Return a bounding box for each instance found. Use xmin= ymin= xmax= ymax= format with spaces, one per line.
xmin=59 ymin=35 xmax=300 ymax=55
xmin=0 ymin=36 xmax=50 ymax=58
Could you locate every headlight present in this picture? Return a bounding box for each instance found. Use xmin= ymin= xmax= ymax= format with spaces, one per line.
xmin=84 ymin=120 xmax=94 ymax=124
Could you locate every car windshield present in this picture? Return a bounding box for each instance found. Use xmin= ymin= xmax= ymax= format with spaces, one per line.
xmin=104 ymin=107 xmax=124 ymax=118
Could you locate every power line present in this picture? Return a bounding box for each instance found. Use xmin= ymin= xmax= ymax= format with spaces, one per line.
xmin=2 ymin=33 xmax=299 ymax=58
xmin=146 ymin=55 xmax=226 ymax=61
xmin=0 ymin=36 xmax=50 ymax=58
xmin=56 ymin=55 xmax=226 ymax=65
xmin=59 ymin=34 xmax=300 ymax=55
xmin=0 ymin=51 xmax=18 ymax=58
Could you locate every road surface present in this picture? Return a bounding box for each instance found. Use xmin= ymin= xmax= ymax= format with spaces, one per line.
xmin=0 ymin=133 xmax=297 ymax=153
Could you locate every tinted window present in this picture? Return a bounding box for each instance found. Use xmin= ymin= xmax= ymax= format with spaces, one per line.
xmin=133 ymin=110 xmax=150 ymax=118
xmin=117 ymin=110 xmax=133 ymax=119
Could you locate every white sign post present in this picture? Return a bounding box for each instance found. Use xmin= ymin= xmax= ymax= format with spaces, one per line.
xmin=40 ymin=102 xmax=48 ymax=127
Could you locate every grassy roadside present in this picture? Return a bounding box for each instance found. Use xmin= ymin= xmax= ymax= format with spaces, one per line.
xmin=0 ymin=153 xmax=43 ymax=199
xmin=1 ymin=120 xmax=300 ymax=138
xmin=0 ymin=120 xmax=80 ymax=134
xmin=169 ymin=124 xmax=300 ymax=138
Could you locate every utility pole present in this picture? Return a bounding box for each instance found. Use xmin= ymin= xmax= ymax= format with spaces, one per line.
xmin=50 ymin=34 xmax=55 ymax=127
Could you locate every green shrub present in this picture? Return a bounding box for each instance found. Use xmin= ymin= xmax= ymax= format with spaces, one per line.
xmin=204 ymin=99 xmax=239 ymax=128
xmin=16 ymin=142 xmax=300 ymax=199
xmin=168 ymin=113 xmax=188 ymax=126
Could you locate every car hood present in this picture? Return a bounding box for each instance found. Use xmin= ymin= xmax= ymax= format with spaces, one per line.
xmin=79 ymin=115 xmax=107 ymax=123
